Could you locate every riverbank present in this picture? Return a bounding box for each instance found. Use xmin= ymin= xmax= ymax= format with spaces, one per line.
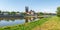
xmin=32 ymin=16 xmax=60 ymax=30
xmin=0 ymin=17 xmax=49 ymax=30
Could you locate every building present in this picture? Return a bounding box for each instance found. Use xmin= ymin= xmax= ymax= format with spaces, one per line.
xmin=2 ymin=12 xmax=9 ymax=15
xmin=25 ymin=6 xmax=37 ymax=16
xmin=25 ymin=6 xmax=29 ymax=13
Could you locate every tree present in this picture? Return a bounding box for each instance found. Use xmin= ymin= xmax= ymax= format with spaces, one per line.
xmin=40 ymin=12 xmax=44 ymax=15
xmin=57 ymin=7 xmax=60 ymax=17
xmin=8 ymin=12 xmax=11 ymax=15
xmin=17 ymin=11 xmax=20 ymax=13
xmin=11 ymin=11 xmax=16 ymax=15
xmin=0 ymin=10 xmax=1 ymax=13
xmin=37 ymin=12 xmax=44 ymax=16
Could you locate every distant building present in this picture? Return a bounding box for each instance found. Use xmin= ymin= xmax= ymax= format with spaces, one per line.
xmin=16 ymin=13 xmax=21 ymax=15
xmin=26 ymin=10 xmax=36 ymax=15
xmin=25 ymin=6 xmax=37 ymax=16
xmin=29 ymin=10 xmax=35 ymax=15
xmin=25 ymin=6 xmax=29 ymax=13
xmin=2 ymin=12 xmax=9 ymax=15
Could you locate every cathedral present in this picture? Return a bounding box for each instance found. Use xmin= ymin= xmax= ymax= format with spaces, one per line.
xmin=25 ymin=6 xmax=36 ymax=16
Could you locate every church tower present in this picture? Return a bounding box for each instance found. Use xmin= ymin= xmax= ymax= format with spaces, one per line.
xmin=25 ymin=6 xmax=29 ymax=12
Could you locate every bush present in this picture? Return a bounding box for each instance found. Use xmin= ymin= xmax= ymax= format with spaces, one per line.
xmin=57 ymin=7 xmax=60 ymax=17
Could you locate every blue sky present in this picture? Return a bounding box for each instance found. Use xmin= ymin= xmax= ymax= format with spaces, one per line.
xmin=0 ymin=0 xmax=60 ymax=13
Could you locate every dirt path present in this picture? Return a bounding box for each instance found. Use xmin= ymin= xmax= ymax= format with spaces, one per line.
xmin=32 ymin=17 xmax=60 ymax=30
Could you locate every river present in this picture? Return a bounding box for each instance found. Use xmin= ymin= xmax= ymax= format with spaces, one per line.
xmin=0 ymin=18 xmax=38 ymax=27
xmin=0 ymin=19 xmax=26 ymax=27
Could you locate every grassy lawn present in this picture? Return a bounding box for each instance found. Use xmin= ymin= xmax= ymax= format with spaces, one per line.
xmin=0 ymin=17 xmax=49 ymax=30
xmin=33 ymin=16 xmax=60 ymax=30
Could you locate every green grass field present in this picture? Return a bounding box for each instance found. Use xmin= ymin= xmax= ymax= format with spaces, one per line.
xmin=33 ymin=16 xmax=60 ymax=30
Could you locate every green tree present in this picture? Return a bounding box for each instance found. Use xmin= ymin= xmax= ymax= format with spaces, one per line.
xmin=38 ymin=12 xmax=44 ymax=16
xmin=11 ymin=11 xmax=16 ymax=15
xmin=0 ymin=10 xmax=1 ymax=13
xmin=17 ymin=11 xmax=20 ymax=13
xmin=57 ymin=7 xmax=60 ymax=17
xmin=8 ymin=12 xmax=11 ymax=15
xmin=20 ymin=12 xmax=26 ymax=16
xmin=40 ymin=12 xmax=44 ymax=15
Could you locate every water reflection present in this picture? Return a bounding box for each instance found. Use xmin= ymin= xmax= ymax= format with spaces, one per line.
xmin=0 ymin=17 xmax=37 ymax=27
xmin=0 ymin=19 xmax=25 ymax=27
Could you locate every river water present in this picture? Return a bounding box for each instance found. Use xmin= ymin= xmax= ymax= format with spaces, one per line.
xmin=0 ymin=19 xmax=25 ymax=27
xmin=0 ymin=15 xmax=52 ymax=27
xmin=0 ymin=18 xmax=38 ymax=27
